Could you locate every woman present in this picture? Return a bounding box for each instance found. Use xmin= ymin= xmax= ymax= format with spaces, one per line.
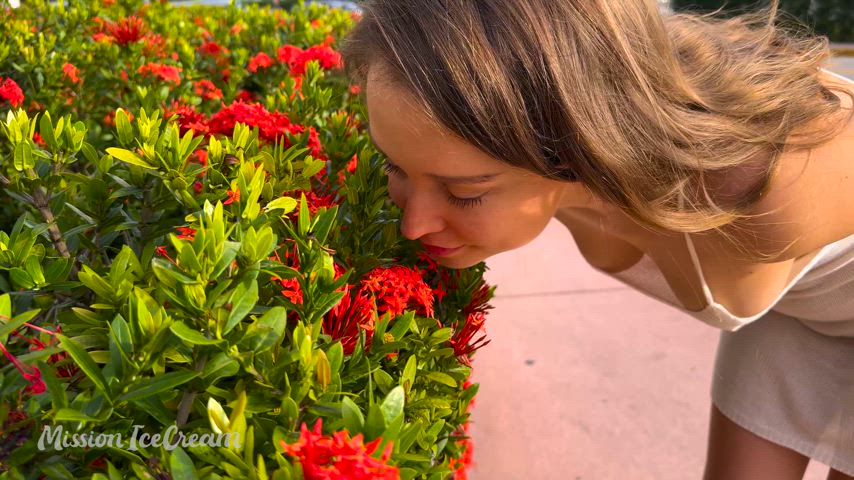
xmin=340 ymin=1 xmax=854 ymax=478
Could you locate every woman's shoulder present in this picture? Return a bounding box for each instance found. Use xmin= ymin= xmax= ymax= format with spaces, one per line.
xmin=696 ymin=72 xmax=854 ymax=265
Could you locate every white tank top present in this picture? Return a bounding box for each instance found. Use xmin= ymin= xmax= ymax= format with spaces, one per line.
xmin=596 ymin=69 xmax=854 ymax=335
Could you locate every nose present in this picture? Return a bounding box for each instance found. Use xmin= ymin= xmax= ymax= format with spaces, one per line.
xmin=395 ymin=189 xmax=447 ymax=241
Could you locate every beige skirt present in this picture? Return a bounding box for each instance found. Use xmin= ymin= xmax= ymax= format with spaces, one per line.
xmin=711 ymin=310 xmax=854 ymax=475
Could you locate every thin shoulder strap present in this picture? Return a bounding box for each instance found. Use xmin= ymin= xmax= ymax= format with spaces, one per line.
xmin=821 ymin=68 xmax=854 ymax=84
xmin=678 ymin=196 xmax=717 ymax=305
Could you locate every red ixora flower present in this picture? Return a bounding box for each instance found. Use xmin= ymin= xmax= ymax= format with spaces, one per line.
xmin=449 ymin=311 xmax=491 ymax=368
xmin=0 ymin=77 xmax=24 ymax=108
xmin=279 ymin=44 xmax=343 ymax=77
xmin=62 ymin=63 xmax=80 ymax=84
xmin=223 ymin=188 xmax=240 ymax=205
xmin=138 ymin=62 xmax=182 ymax=86
xmin=106 ymin=16 xmax=147 ymax=46
xmin=323 ymin=285 xmax=377 ymax=355
xmin=176 ymin=227 xmax=196 ymax=240
xmin=281 ymin=418 xmax=399 ymax=480
xmin=248 ymin=52 xmax=274 ymax=73
xmin=0 ymin=335 xmax=46 ymax=395
xmin=360 ymin=266 xmax=434 ymax=318
xmin=206 ymin=100 xmax=312 ymax=147
xmin=193 ymin=80 xmax=223 ymax=101
xmin=163 ymin=100 xmax=209 ymax=137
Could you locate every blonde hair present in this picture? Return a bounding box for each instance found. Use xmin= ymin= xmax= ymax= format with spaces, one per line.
xmin=340 ymin=0 xmax=853 ymax=255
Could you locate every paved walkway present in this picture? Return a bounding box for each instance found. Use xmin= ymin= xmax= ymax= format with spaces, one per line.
xmin=468 ymin=219 xmax=830 ymax=480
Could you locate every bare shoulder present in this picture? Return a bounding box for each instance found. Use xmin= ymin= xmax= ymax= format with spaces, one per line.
xmin=696 ymin=71 xmax=854 ymax=265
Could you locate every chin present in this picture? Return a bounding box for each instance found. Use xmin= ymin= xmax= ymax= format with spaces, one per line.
xmin=433 ymin=249 xmax=491 ymax=270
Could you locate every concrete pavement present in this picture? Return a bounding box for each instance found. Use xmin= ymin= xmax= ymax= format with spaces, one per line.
xmin=468 ymin=219 xmax=830 ymax=480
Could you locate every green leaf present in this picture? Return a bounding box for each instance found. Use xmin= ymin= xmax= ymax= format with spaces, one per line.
xmin=373 ymin=369 xmax=395 ymax=393
xmin=364 ymin=403 xmax=386 ymax=441
xmin=224 ymin=280 xmax=258 ymax=335
xmin=54 ymin=408 xmax=100 ymax=423
xmin=388 ymin=311 xmax=414 ymax=341
xmin=13 ymin=141 xmax=33 ymax=171
xmin=401 ymin=355 xmax=417 ymax=393
xmin=429 ymin=328 xmax=454 ymax=345
xmin=106 ymin=147 xmax=157 ymax=169
xmin=38 ymin=360 xmax=68 ymax=409
xmin=0 ymin=293 xmax=10 ymax=325
xmin=39 ymin=111 xmax=57 ymax=150
xmin=118 ymin=371 xmax=200 ymax=402
xmin=170 ymin=321 xmax=223 ymax=345
xmin=300 ymin=157 xmax=325 ymax=179
xmin=326 ymin=342 xmax=343 ymax=374
xmin=152 ymin=258 xmax=196 ymax=285
xmin=241 ymin=306 xmax=286 ymax=353
xmin=115 ymin=109 xmax=134 ymax=146
xmin=425 ymin=372 xmax=457 ymax=387
xmin=297 ymin=193 xmax=310 ymax=236
xmin=311 ymin=206 xmax=337 ymax=245
xmin=264 ymin=196 xmax=297 ymax=214
xmin=9 ymin=267 xmax=34 ymax=289
xmin=57 ymin=334 xmax=110 ymax=399
xmin=169 ymin=447 xmax=197 ymax=480
xmin=341 ymin=397 xmax=364 ymax=434
xmin=109 ymin=315 xmax=133 ymax=359
xmin=380 ymin=386 xmax=405 ymax=424
xmin=24 ymin=255 xmax=45 ymax=286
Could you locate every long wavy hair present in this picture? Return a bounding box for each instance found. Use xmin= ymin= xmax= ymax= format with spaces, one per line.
xmin=340 ymin=0 xmax=853 ymax=257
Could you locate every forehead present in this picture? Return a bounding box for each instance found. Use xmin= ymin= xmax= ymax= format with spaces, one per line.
xmin=364 ymin=70 xmax=514 ymax=175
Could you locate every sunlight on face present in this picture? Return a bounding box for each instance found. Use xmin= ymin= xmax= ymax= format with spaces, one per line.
xmin=365 ymin=68 xmax=593 ymax=268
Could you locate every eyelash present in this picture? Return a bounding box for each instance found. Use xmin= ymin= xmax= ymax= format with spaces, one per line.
xmin=381 ymin=160 xmax=485 ymax=209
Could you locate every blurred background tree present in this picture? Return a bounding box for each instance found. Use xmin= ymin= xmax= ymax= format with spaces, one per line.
xmin=670 ymin=0 xmax=854 ymax=42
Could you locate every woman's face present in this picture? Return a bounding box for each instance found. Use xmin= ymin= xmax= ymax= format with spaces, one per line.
xmin=365 ymin=69 xmax=596 ymax=268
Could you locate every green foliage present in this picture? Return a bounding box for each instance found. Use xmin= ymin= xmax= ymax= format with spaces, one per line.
xmin=0 ymin=1 xmax=486 ymax=478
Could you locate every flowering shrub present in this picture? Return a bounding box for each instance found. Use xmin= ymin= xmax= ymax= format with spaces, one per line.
xmin=0 ymin=0 xmax=493 ymax=478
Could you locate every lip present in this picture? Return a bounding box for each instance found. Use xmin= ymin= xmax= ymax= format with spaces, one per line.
xmin=422 ymin=244 xmax=464 ymax=257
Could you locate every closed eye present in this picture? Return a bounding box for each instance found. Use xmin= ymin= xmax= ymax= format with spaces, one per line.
xmin=381 ymin=159 xmax=486 ymax=209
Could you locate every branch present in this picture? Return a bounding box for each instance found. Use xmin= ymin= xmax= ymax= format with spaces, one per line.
xmin=30 ymin=186 xmax=71 ymax=259
xmin=176 ymin=354 xmax=208 ymax=428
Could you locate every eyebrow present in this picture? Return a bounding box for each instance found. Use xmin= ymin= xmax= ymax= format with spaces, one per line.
xmin=367 ymin=125 xmax=503 ymax=185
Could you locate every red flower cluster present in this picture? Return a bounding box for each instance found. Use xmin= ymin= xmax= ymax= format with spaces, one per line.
xmin=0 ymin=77 xmax=24 ymax=108
xmin=248 ymin=52 xmax=274 ymax=73
xmin=91 ymin=15 xmax=147 ymax=45
xmin=62 ymin=63 xmax=80 ymax=84
xmin=283 ymin=188 xmax=338 ymax=223
xmin=0 ymin=323 xmax=76 ymax=395
xmin=223 ymin=188 xmax=240 ymax=205
xmin=193 ymin=80 xmax=223 ymax=101
xmin=176 ymin=226 xmax=196 ymax=240
xmin=323 ymin=284 xmax=377 ymax=355
xmin=449 ymin=281 xmax=493 ymax=367
xmin=276 ymin=44 xmax=343 ymax=76
xmin=360 ymin=265 xmax=434 ymax=319
xmin=138 ymin=62 xmax=182 ymax=86
xmin=163 ymin=101 xmax=209 ymax=136
xmin=207 ymin=101 xmax=294 ymax=144
xmin=281 ymin=418 xmax=399 ymax=480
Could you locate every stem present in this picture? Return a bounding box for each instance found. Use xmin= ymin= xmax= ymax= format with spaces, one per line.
xmin=176 ymin=354 xmax=208 ymax=428
xmin=30 ymin=184 xmax=71 ymax=259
